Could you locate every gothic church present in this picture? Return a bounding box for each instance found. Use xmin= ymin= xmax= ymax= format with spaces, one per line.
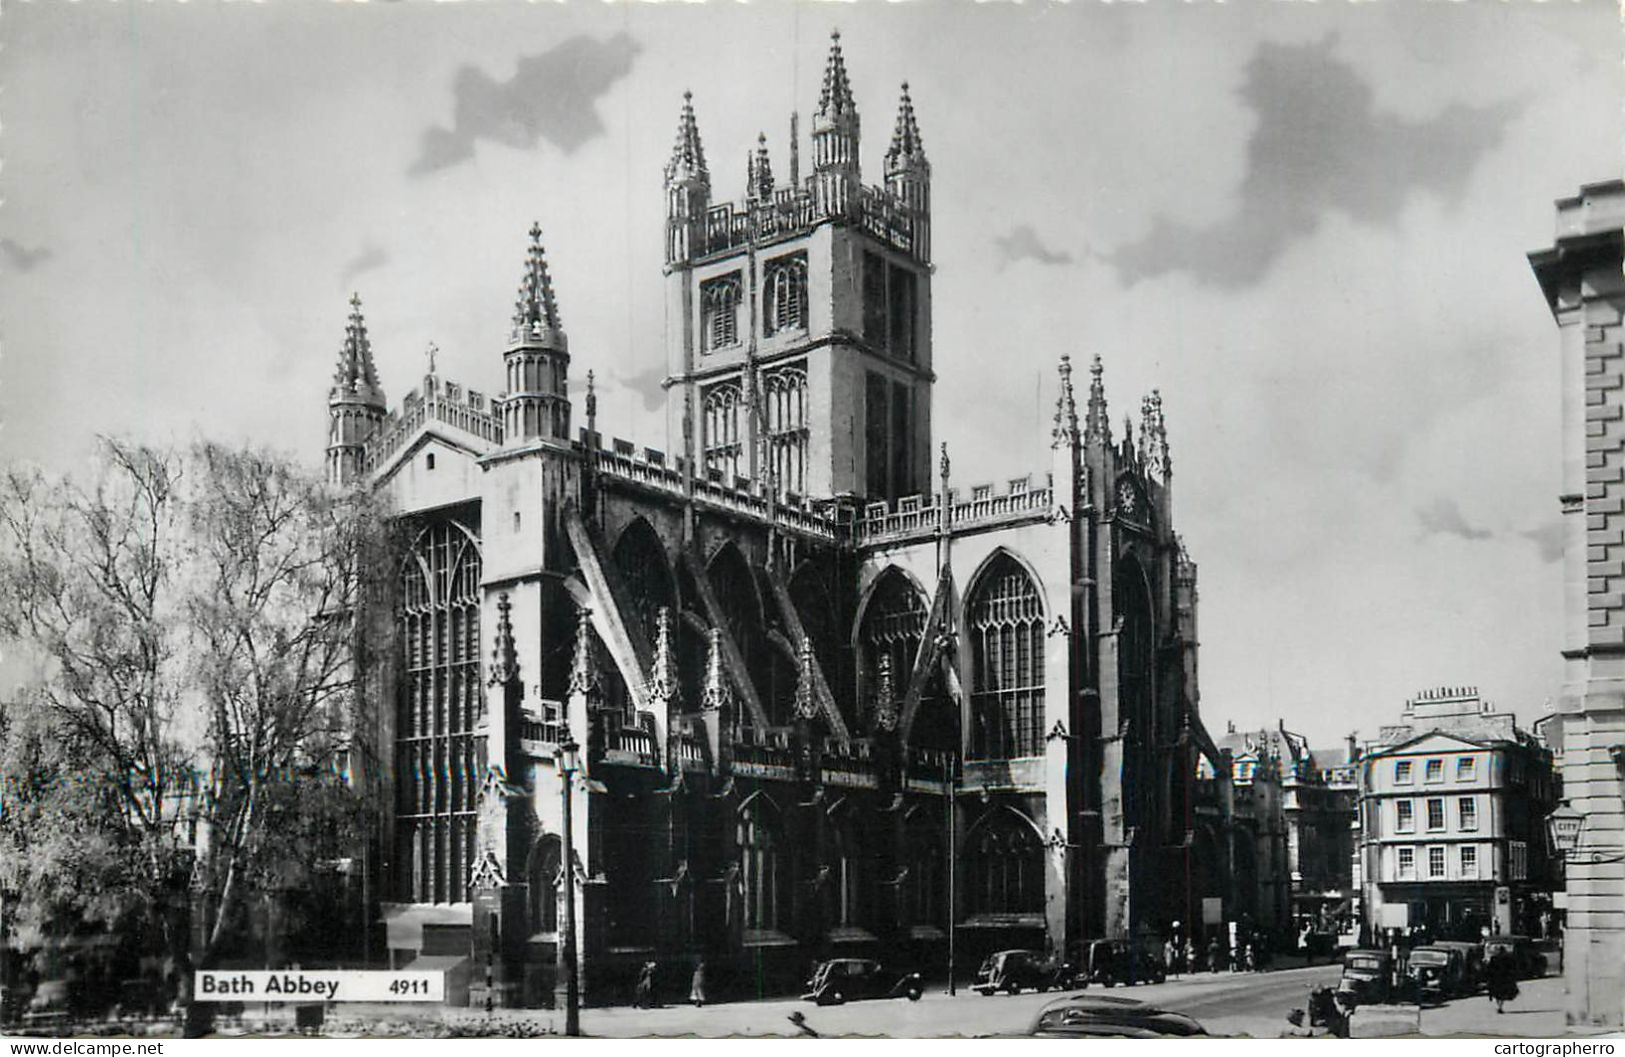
xmin=327 ymin=33 xmax=1216 ymax=1005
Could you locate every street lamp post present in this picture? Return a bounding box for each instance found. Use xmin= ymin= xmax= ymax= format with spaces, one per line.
xmin=945 ymin=750 xmax=957 ymax=997
xmin=557 ymin=731 xmax=582 ymax=1037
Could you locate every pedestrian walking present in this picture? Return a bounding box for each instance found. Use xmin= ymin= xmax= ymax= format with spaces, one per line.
xmin=1486 ymin=951 xmax=1519 ymax=1014
xmin=634 ymin=960 xmax=655 ymax=1009
xmin=689 ymin=958 xmax=708 ymax=1008
xmin=1164 ymin=939 xmax=1178 ymax=979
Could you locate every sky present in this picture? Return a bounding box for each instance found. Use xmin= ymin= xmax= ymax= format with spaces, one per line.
xmin=0 ymin=0 xmax=1619 ymax=748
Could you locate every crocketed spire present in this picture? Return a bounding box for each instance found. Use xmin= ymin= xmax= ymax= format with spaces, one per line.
xmin=1051 ymin=355 xmax=1079 ymax=449
xmin=567 ymin=605 xmax=599 ymax=697
xmin=510 ymin=223 xmax=565 ymax=351
xmin=650 ymin=607 xmax=682 ymax=709
xmin=746 ymin=132 xmax=775 ymax=202
xmin=794 ymin=636 xmax=819 ymax=721
xmin=488 ymin=592 xmax=520 ymax=695
xmin=664 ymin=90 xmax=709 ymax=187
xmin=700 ymin=627 xmax=731 ymax=713
xmin=1084 ymin=353 xmax=1111 ymax=443
xmin=873 ymin=654 xmax=898 ymax=734
xmin=331 ymin=293 xmax=385 ymax=408
xmin=818 ymin=30 xmax=857 ymax=118
xmin=885 ymin=82 xmax=927 ymax=173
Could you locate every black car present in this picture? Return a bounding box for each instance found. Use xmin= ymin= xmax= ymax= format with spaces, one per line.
xmin=1079 ymin=938 xmax=1167 ymax=987
xmin=1028 ymin=993 xmax=1208 ymax=1038
xmin=802 ymin=958 xmax=924 ymax=1006
xmin=1483 ymin=935 xmax=1548 ymax=980
xmin=973 ymin=950 xmax=1075 ymax=995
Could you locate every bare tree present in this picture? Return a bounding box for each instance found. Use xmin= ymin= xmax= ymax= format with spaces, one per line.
xmin=0 ymin=440 xmax=391 ymax=1030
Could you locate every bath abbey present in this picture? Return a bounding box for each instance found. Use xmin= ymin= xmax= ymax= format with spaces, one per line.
xmin=329 ymin=34 xmax=1220 ymax=1006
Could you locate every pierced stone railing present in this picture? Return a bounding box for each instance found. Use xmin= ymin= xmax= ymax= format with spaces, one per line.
xmin=363 ymin=380 xmax=503 ymax=473
xmin=696 ymin=184 xmax=924 ymax=262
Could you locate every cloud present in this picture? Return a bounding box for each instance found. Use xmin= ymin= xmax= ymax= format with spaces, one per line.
xmin=1417 ymin=497 xmax=1493 ymax=542
xmin=1521 ymin=521 xmax=1565 ymax=565
xmin=613 ymin=362 xmax=667 ymax=414
xmin=994 ymin=225 xmax=1073 ymax=268
xmin=340 ymin=243 xmax=390 ymax=287
xmin=410 ymin=33 xmax=641 ymax=177
xmin=1109 ymin=39 xmax=1519 ymax=289
xmin=1 ymin=238 xmax=52 ymax=273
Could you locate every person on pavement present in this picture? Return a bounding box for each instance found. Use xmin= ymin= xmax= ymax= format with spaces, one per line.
xmin=689 ymin=959 xmax=708 ymax=1008
xmin=1486 ymin=951 xmax=1519 ymax=1014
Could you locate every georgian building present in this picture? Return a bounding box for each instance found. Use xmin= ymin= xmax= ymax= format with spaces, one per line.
xmin=1356 ymin=687 xmax=1556 ymax=941
xmin=329 ymin=34 xmax=1219 ymax=1006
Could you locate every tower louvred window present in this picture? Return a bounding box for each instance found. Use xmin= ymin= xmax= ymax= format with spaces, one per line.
xmin=702 ymin=273 xmax=742 ymax=351
xmin=764 ymin=253 xmax=808 ymax=335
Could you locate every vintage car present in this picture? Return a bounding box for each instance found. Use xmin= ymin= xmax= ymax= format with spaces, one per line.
xmin=1432 ymin=941 xmax=1485 ymax=992
xmin=802 ymin=959 xmax=924 ymax=1006
xmin=973 ymin=950 xmax=1075 ymax=995
xmin=1406 ymin=946 xmax=1471 ymax=1002
xmin=1078 ymin=939 xmax=1167 ymax=987
xmin=1027 ymin=993 xmax=1207 ymax=1038
xmin=1335 ymin=949 xmax=1393 ymax=1008
xmin=1483 ymin=935 xmax=1547 ymax=979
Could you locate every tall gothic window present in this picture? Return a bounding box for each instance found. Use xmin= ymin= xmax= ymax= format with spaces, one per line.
xmin=612 ymin=518 xmax=674 ymax=647
xmin=858 ymin=569 xmax=927 ymax=729
xmin=906 ymin=810 xmax=944 ymax=928
xmin=701 ymin=273 xmax=742 ymax=352
xmin=832 ymin=807 xmax=875 ymax=930
xmin=966 ymin=809 xmax=1044 ymax=917
xmin=528 ymin=836 xmax=561 ymax=935
xmin=968 ymin=553 xmax=1045 ymax=760
xmin=703 ymin=381 xmax=743 ymax=481
xmin=1117 ymin=555 xmax=1157 ymax=826
xmin=764 ymin=253 xmax=808 ymax=335
xmin=763 ymin=366 xmax=808 ymax=495
xmin=739 ymin=797 xmax=789 ymax=934
xmin=397 ymin=520 xmax=482 ymax=904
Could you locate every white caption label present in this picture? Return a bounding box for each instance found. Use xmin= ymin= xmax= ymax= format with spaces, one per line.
xmin=194 ymin=971 xmax=444 ymax=1003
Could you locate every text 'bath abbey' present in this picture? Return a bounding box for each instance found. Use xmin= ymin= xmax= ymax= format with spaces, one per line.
xmin=325 ymin=33 xmax=1229 ymax=1007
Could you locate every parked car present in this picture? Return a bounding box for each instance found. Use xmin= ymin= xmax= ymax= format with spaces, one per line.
xmin=973 ymin=950 xmax=1075 ymax=995
xmin=1078 ymin=939 xmax=1167 ymax=987
xmin=1027 ymin=993 xmax=1207 ymax=1038
xmin=1483 ymin=935 xmax=1547 ymax=980
xmin=1431 ymin=941 xmax=1485 ymax=992
xmin=1406 ymin=946 xmax=1471 ymax=1002
xmin=1335 ymin=949 xmax=1393 ymax=1009
xmin=802 ymin=959 xmax=923 ymax=1006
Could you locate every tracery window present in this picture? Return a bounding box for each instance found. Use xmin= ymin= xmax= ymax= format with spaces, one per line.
xmin=858 ymin=570 xmax=927 ymax=727
xmin=764 ymin=253 xmax=808 ymax=336
xmin=906 ymin=811 xmax=944 ymax=927
xmin=739 ymin=797 xmax=790 ymax=933
xmin=965 ymin=810 xmax=1044 ymax=916
xmin=832 ymin=808 xmax=875 ymax=929
xmin=701 ymin=272 xmax=742 ymax=352
xmin=968 ymin=554 xmax=1045 ymax=760
xmin=528 ymin=836 xmax=561 ymax=935
xmin=702 ymin=381 xmax=744 ymax=481
xmin=763 ymin=366 xmax=808 ymax=495
xmin=396 ymin=520 xmax=482 ymax=904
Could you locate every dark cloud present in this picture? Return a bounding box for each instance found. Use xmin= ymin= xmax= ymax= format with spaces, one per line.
xmin=994 ymin=225 xmax=1073 ymax=268
xmin=411 ymin=33 xmax=641 ymax=177
xmin=340 ymin=243 xmax=389 ymax=286
xmin=1110 ymin=39 xmax=1519 ymax=288
xmin=1521 ymin=521 xmax=1565 ymax=565
xmin=1417 ymin=498 xmax=1493 ymax=542
xmin=1 ymin=238 xmax=52 ymax=273
xmin=613 ymin=362 xmax=667 ymax=414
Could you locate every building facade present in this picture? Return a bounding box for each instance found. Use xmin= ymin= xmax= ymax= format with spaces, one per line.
xmin=1529 ymin=180 xmax=1625 ymax=1027
xmin=1278 ymin=728 xmax=1359 ymax=938
xmin=327 ymin=35 xmax=1223 ymax=1006
xmin=1357 ymin=688 xmax=1556 ymax=941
